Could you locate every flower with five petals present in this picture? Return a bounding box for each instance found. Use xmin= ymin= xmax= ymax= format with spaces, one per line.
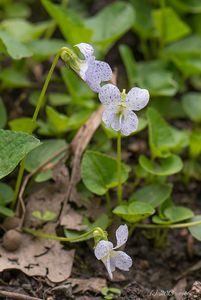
xmin=98 ymin=83 xmax=149 ymax=136
xmin=94 ymin=224 xmax=132 ymax=279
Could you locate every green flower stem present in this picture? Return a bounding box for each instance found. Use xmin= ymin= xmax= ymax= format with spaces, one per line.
xmin=23 ymin=227 xmax=107 ymax=243
xmin=117 ymin=131 xmax=122 ymax=204
xmin=12 ymin=49 xmax=65 ymax=209
xmin=32 ymin=51 xmax=61 ymax=122
xmin=136 ymin=219 xmax=201 ymax=229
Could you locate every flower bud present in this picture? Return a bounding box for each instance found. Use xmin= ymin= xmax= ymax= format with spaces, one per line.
xmin=60 ymin=47 xmax=82 ymax=75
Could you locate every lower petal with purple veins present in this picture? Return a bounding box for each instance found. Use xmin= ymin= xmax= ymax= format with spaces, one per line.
xmin=111 ymin=113 xmax=121 ymax=132
xmin=102 ymin=105 xmax=118 ymax=128
xmin=111 ymin=251 xmax=133 ymax=272
xmin=102 ymin=256 xmax=113 ymax=280
xmin=120 ymin=110 xmax=138 ymax=136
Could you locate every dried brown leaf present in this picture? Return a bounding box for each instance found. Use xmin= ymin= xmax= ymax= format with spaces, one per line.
xmin=0 ymin=234 xmax=75 ymax=283
xmin=61 ymin=207 xmax=87 ymax=231
xmin=67 ymin=277 xmax=107 ymax=293
xmin=0 ymin=183 xmax=75 ymax=283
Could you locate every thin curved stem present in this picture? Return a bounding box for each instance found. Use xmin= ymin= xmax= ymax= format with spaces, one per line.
xmin=136 ymin=219 xmax=201 ymax=229
xmin=12 ymin=50 xmax=62 ymax=209
xmin=32 ymin=51 xmax=61 ymax=122
xmin=117 ymin=131 xmax=122 ymax=204
xmin=24 ymin=226 xmax=106 ymax=243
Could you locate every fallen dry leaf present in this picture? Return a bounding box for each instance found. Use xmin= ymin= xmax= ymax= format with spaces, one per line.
xmin=0 ymin=183 xmax=75 ymax=283
xmin=67 ymin=277 xmax=107 ymax=294
xmin=60 ymin=207 xmax=87 ymax=231
xmin=24 ymin=183 xmax=65 ymax=228
xmin=0 ymin=233 xmax=75 ymax=283
xmin=52 ymin=162 xmax=69 ymax=192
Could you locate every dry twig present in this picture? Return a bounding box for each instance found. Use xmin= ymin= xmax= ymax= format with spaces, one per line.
xmin=0 ymin=290 xmax=42 ymax=300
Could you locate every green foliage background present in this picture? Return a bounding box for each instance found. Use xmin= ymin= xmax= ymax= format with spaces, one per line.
xmin=0 ymin=0 xmax=201 ymax=239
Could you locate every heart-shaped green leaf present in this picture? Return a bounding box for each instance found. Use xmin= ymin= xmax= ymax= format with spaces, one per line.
xmin=30 ymin=39 xmax=66 ymax=59
xmin=165 ymin=35 xmax=201 ymax=58
xmin=81 ymin=150 xmax=130 ymax=195
xmin=171 ymin=55 xmax=201 ymax=77
xmin=182 ymin=92 xmax=201 ymax=123
xmin=25 ymin=139 xmax=67 ymax=182
xmin=0 ymin=130 xmax=40 ymax=179
xmin=135 ymin=60 xmax=178 ymax=97
xmin=32 ymin=210 xmax=57 ymax=221
xmin=1 ymin=19 xmax=49 ymax=43
xmin=9 ymin=118 xmax=37 ymax=133
xmin=86 ymin=2 xmax=135 ymax=53
xmin=113 ymin=201 xmax=155 ymax=223
xmin=46 ymin=106 xmax=69 ymax=134
xmin=139 ymin=154 xmax=183 ymax=176
xmin=152 ymin=7 xmax=191 ymax=44
xmin=42 ymin=0 xmax=92 ymax=44
xmin=0 ymin=30 xmax=32 ymax=59
xmin=0 ymin=182 xmax=14 ymax=205
xmin=130 ymin=183 xmax=172 ymax=208
xmin=188 ymin=215 xmax=201 ymax=241
xmin=164 ymin=206 xmax=194 ymax=222
xmin=153 ymin=206 xmax=194 ymax=224
xmin=169 ymin=0 xmax=201 ymax=13
xmin=147 ymin=108 xmax=189 ymax=157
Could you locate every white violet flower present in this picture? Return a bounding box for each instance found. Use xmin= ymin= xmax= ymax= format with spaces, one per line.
xmin=75 ymin=43 xmax=112 ymax=93
xmin=94 ymin=224 xmax=132 ymax=279
xmin=98 ymin=83 xmax=150 ymax=136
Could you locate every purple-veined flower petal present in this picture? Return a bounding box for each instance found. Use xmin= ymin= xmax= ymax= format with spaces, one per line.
xmin=94 ymin=60 xmax=113 ymax=82
xmin=102 ymin=104 xmax=119 ymax=128
xmin=102 ymin=256 xmax=113 ymax=279
xmin=86 ymin=61 xmax=113 ymax=93
xmin=111 ymin=113 xmax=121 ymax=132
xmin=75 ymin=43 xmax=94 ymax=59
xmin=114 ymin=224 xmax=129 ymax=249
xmin=110 ymin=251 xmax=133 ymax=271
xmin=120 ymin=110 xmax=138 ymax=136
xmin=126 ymin=87 xmax=149 ymax=111
xmin=99 ymin=84 xmax=121 ymax=105
xmin=109 ymin=252 xmax=117 ymax=272
xmin=94 ymin=240 xmax=113 ymax=260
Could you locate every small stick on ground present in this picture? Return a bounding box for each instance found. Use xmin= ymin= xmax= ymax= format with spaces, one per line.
xmin=0 ymin=290 xmax=43 ymax=300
